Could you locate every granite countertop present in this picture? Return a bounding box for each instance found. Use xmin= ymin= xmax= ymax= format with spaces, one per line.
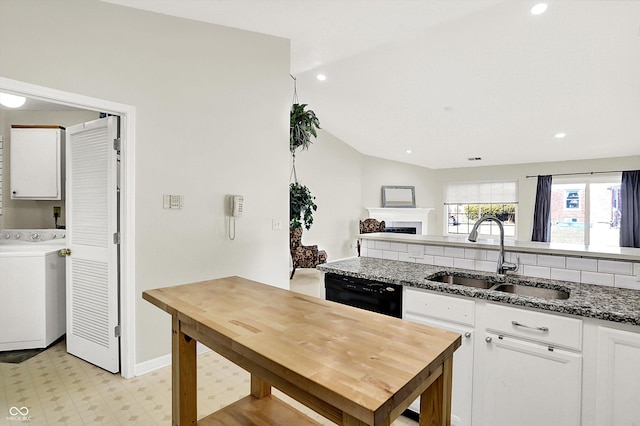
xmin=317 ymin=257 xmax=640 ymax=326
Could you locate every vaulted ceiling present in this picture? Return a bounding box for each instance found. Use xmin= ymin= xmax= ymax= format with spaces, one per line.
xmin=97 ymin=1 xmax=640 ymax=168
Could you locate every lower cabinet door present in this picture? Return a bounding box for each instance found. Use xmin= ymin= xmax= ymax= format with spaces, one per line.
xmin=595 ymin=326 xmax=640 ymax=426
xmin=405 ymin=314 xmax=474 ymax=426
xmin=481 ymin=332 xmax=582 ymax=426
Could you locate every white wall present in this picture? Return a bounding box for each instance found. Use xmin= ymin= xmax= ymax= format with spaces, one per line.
xmin=431 ymin=155 xmax=640 ymax=239
xmin=0 ymin=0 xmax=290 ymax=364
xmin=361 ymin=155 xmax=438 ymax=233
xmin=294 ymin=129 xmax=640 ymax=260
xmin=293 ymin=134 xmax=438 ymax=260
xmin=0 ymin=110 xmax=4 ymax=218
xmin=293 ymin=130 xmax=363 ymax=260
xmin=0 ymin=110 xmax=101 ymax=229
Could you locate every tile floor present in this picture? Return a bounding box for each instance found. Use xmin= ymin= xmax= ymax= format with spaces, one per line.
xmin=0 ymin=269 xmax=417 ymax=425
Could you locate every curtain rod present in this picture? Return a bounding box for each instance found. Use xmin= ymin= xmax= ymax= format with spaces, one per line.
xmin=525 ymin=170 xmax=626 ymax=179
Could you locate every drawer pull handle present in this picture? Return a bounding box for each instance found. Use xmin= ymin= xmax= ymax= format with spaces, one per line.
xmin=511 ymin=321 xmax=549 ymax=332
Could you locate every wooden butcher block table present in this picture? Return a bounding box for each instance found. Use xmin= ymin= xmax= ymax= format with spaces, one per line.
xmin=142 ymin=276 xmax=461 ymax=426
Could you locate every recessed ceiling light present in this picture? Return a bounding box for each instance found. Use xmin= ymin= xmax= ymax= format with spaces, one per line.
xmin=316 ymin=74 xmax=326 ymax=81
xmin=405 ymin=149 xmax=412 ymax=154
xmin=0 ymin=92 xmax=26 ymax=108
xmin=531 ymin=3 xmax=547 ymax=15
xmin=555 ymin=132 xmax=566 ymax=138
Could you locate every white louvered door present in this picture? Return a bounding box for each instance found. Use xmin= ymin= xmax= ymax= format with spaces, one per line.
xmin=65 ymin=116 xmax=119 ymax=373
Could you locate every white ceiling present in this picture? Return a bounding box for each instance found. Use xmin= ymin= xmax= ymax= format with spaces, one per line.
xmin=33 ymin=1 xmax=640 ymax=168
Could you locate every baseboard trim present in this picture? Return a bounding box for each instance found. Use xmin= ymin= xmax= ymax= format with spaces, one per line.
xmin=135 ymin=342 xmax=212 ymax=376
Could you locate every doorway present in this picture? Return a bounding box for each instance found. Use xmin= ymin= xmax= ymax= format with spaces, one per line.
xmin=0 ymin=76 xmax=136 ymax=378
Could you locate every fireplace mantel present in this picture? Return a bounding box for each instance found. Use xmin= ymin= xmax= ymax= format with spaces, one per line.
xmin=364 ymin=208 xmax=434 ymax=235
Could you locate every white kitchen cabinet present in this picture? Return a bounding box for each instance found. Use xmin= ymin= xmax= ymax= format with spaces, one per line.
xmin=477 ymin=303 xmax=583 ymax=426
xmin=589 ymin=324 xmax=640 ymax=426
xmin=480 ymin=332 xmax=582 ymax=426
xmin=10 ymin=125 xmax=65 ymax=200
xmin=404 ymin=288 xmax=475 ymax=426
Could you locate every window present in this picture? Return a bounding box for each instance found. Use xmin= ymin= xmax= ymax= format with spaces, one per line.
xmin=444 ymin=181 xmax=518 ymax=238
xmin=550 ymin=177 xmax=621 ymax=246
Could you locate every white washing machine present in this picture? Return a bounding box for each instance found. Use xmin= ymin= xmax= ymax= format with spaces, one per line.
xmin=0 ymin=229 xmax=67 ymax=351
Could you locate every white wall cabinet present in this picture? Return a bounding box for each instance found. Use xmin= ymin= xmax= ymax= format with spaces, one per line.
xmin=404 ymin=288 xmax=475 ymax=426
xmin=10 ymin=125 xmax=65 ymax=200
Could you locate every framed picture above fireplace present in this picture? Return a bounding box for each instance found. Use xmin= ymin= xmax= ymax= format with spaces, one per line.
xmin=381 ymin=186 xmax=416 ymax=208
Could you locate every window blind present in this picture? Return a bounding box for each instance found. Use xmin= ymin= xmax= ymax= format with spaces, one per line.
xmin=444 ymin=180 xmax=518 ymax=204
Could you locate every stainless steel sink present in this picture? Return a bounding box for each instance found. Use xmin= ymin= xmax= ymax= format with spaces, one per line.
xmin=492 ymin=284 xmax=570 ymax=300
xmin=429 ymin=272 xmax=571 ymax=300
xmin=430 ymin=274 xmax=495 ymax=289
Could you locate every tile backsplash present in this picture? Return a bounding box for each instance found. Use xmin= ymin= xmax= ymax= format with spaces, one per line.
xmin=361 ymin=239 xmax=640 ymax=290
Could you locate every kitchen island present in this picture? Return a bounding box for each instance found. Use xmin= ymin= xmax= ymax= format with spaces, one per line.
xmin=318 ymin=257 xmax=640 ymax=426
xmin=143 ymin=276 xmax=461 ymax=426
xmin=317 ymin=256 xmax=640 ymax=325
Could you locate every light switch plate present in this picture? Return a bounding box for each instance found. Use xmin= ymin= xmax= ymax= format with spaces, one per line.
xmin=163 ymin=194 xmax=184 ymax=209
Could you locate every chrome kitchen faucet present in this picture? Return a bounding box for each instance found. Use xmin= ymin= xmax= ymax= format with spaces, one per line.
xmin=468 ymin=214 xmax=519 ymax=276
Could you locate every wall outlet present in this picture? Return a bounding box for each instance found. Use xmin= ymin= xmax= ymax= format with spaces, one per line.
xmin=272 ymin=219 xmax=282 ymax=230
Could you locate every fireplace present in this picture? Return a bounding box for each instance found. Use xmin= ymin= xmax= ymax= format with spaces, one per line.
xmin=364 ymin=208 xmax=433 ymax=235
xmin=384 ymin=227 xmax=417 ymax=234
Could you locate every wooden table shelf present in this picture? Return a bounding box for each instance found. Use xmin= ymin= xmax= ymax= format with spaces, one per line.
xmin=197 ymin=394 xmax=321 ymax=426
xmin=143 ymin=276 xmax=461 ymax=426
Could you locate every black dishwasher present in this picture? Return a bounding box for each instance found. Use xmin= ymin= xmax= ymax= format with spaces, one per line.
xmin=324 ymin=273 xmax=402 ymax=318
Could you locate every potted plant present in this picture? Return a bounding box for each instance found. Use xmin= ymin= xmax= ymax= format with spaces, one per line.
xmin=288 ymin=96 xmax=325 ymax=277
xmin=290 ymin=103 xmax=321 ymax=156
xmin=289 ymin=182 xmax=317 ymax=230
xmin=289 ymin=102 xmax=321 ymax=230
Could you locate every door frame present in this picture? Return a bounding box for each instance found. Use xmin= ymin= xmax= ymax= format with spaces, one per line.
xmin=0 ymin=76 xmax=136 ymax=378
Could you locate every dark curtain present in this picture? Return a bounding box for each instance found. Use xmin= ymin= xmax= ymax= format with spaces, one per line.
xmin=531 ymin=175 xmax=553 ymax=242
xmin=620 ymin=170 xmax=640 ymax=248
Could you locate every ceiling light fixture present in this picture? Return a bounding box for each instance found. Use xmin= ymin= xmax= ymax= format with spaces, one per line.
xmin=555 ymin=132 xmax=566 ymax=138
xmin=531 ymin=3 xmax=548 ymax=15
xmin=316 ymin=74 xmax=326 ymax=81
xmin=0 ymin=92 xmax=27 ymax=108
xmin=405 ymin=149 xmax=412 ymax=154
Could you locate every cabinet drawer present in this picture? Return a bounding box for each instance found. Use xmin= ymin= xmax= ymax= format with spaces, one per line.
xmin=404 ymin=288 xmax=475 ymax=326
xmin=486 ymin=303 xmax=582 ymax=350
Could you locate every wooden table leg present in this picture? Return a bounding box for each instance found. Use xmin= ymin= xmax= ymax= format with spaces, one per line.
xmin=250 ymin=374 xmax=272 ymax=399
xmin=420 ymin=356 xmax=453 ymax=426
xmin=342 ymin=412 xmax=373 ymax=426
xmin=172 ymin=316 xmax=197 ymax=425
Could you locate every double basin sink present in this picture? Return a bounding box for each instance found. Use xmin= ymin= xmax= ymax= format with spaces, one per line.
xmin=429 ymin=273 xmax=570 ymax=300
